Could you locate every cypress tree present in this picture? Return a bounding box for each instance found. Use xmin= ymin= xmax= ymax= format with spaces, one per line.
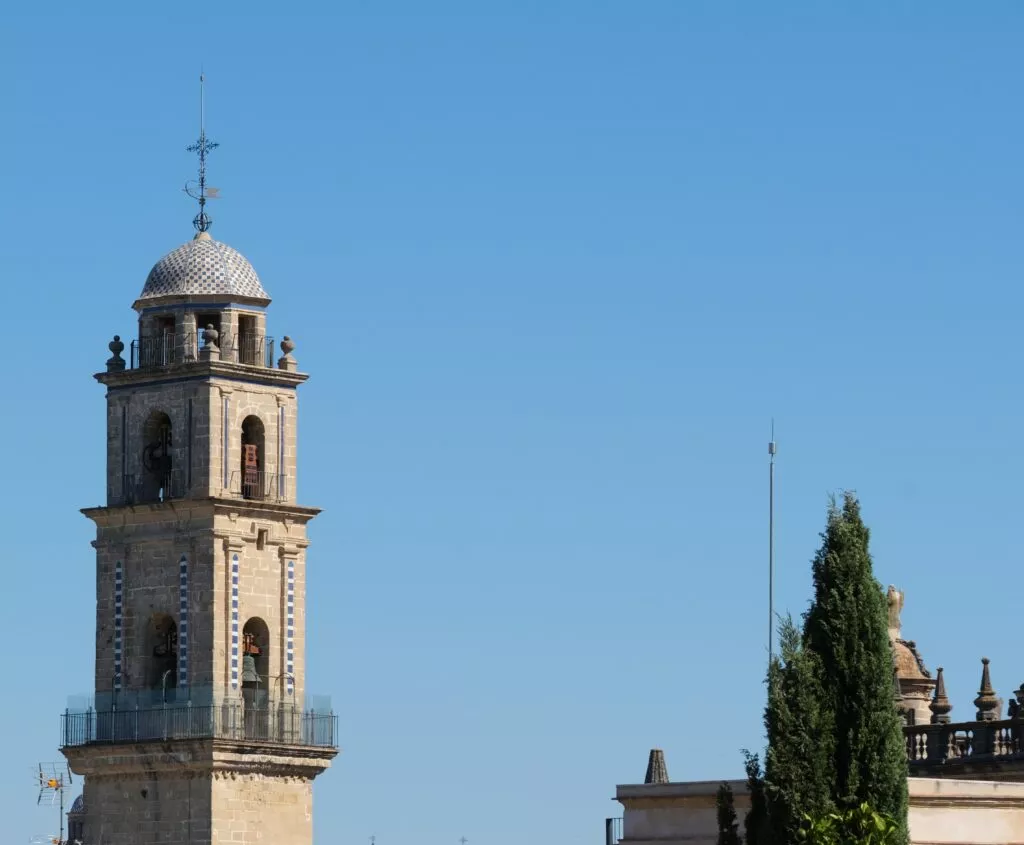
xmin=715 ymin=782 xmax=742 ymax=845
xmin=763 ymin=616 xmax=834 ymax=842
xmin=802 ymin=492 xmax=908 ymax=836
xmin=742 ymin=751 xmax=768 ymax=845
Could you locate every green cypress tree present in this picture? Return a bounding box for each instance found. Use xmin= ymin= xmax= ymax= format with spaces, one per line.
xmin=742 ymin=750 xmax=768 ymax=845
xmin=802 ymin=492 xmax=908 ymax=837
xmin=716 ymin=782 xmax=743 ymax=845
xmin=763 ymin=616 xmax=834 ymax=842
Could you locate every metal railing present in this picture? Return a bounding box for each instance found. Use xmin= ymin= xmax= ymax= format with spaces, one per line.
xmin=905 ymin=718 xmax=1024 ymax=767
xmin=235 ymin=334 xmax=275 ymax=367
xmin=605 ymin=817 xmax=623 ymax=845
xmin=109 ymin=471 xmax=186 ymax=506
xmin=227 ymin=470 xmax=287 ymax=503
xmin=61 ymin=701 xmax=337 ymax=749
xmin=131 ymin=334 xmax=181 ymax=369
xmin=128 ymin=333 xmax=276 ymax=370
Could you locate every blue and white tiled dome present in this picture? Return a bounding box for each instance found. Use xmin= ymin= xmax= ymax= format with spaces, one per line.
xmin=137 ymin=232 xmax=270 ymax=304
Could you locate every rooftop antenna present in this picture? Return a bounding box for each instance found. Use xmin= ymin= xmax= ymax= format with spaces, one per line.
xmin=184 ymin=71 xmax=221 ymax=233
xmin=33 ymin=762 xmax=73 ymax=844
xmin=768 ymin=420 xmax=777 ymax=671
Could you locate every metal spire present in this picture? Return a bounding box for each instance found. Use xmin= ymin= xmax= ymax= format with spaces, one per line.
xmin=185 ymin=72 xmax=220 ymax=233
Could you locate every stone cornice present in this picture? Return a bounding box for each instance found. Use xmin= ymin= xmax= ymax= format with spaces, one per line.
xmin=95 ymin=360 xmax=308 ymax=391
xmin=83 ymin=498 xmax=320 ymax=527
xmin=63 ymin=738 xmax=337 ymax=781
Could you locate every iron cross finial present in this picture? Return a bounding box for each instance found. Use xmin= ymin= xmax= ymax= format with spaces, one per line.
xmin=184 ymin=72 xmax=220 ymax=233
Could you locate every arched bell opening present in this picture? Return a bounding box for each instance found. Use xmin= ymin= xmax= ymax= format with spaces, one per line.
xmin=240 ymin=415 xmax=265 ymax=500
xmin=241 ymin=617 xmax=270 ymax=705
xmin=141 ymin=410 xmax=173 ymax=502
xmin=241 ymin=617 xmax=271 ymax=740
xmin=144 ymin=613 xmax=178 ymax=702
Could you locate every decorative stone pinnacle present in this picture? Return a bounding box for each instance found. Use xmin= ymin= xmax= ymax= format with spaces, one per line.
xmin=644 ymin=748 xmax=669 ymax=785
xmin=930 ymin=666 xmax=953 ymax=724
xmin=106 ymin=334 xmax=125 ymax=372
xmin=974 ymin=657 xmax=1001 ymax=722
xmin=277 ymin=335 xmax=297 ymax=372
xmin=199 ymin=324 xmax=221 ymax=362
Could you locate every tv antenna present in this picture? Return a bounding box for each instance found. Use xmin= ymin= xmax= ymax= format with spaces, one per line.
xmin=184 ymin=72 xmax=221 ymax=233
xmin=768 ymin=420 xmax=777 ymax=670
xmin=33 ymin=762 xmax=73 ymax=844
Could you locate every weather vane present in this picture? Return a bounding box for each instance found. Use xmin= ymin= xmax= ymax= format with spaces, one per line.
xmin=184 ymin=72 xmax=221 ymax=233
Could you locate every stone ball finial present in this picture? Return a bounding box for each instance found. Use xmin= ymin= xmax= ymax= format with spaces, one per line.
xmin=202 ymin=324 xmax=220 ymax=348
xmin=278 ymin=335 xmax=297 ymax=372
xmin=106 ymin=334 xmax=126 ymax=372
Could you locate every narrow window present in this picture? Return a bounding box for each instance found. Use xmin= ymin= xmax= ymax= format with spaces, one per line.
xmin=141 ymin=410 xmax=173 ymax=502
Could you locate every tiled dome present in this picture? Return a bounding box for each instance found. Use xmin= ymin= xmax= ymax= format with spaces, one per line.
xmin=137 ymin=232 xmax=270 ymax=304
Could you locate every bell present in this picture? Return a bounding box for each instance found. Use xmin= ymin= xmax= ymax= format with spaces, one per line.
xmin=241 ymin=654 xmax=260 ymax=685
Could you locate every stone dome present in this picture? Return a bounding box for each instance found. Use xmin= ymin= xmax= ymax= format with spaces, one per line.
xmin=894 ymin=639 xmax=930 ymax=681
xmin=69 ymin=794 xmax=85 ymax=814
xmin=136 ymin=231 xmax=270 ymax=305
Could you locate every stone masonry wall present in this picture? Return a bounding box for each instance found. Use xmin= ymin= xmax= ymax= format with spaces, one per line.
xmin=210 ymin=772 xmax=314 ymax=844
xmin=210 ymin=376 xmax=299 ymax=502
xmin=93 ymin=504 xmax=219 ymax=697
xmin=91 ymin=501 xmax=311 ymax=701
xmin=82 ymin=774 xmax=213 ymax=845
xmin=212 ymin=510 xmax=309 ymax=703
xmin=105 ymin=374 xmax=298 ymax=505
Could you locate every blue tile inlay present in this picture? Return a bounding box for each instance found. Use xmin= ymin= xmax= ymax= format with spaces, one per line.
xmin=230 ymin=553 xmax=240 ymax=689
xmin=178 ymin=555 xmax=189 ymax=687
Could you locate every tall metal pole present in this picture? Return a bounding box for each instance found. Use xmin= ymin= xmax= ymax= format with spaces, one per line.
xmin=768 ymin=421 xmax=776 ymax=671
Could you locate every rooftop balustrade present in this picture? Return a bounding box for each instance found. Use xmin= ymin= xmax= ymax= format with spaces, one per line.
xmin=904 ymin=718 xmax=1024 ymax=768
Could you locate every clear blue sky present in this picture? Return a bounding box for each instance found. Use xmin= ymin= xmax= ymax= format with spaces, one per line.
xmin=3 ymin=4 xmax=1024 ymax=843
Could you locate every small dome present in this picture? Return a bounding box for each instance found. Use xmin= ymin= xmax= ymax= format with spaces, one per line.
xmin=69 ymin=794 xmax=85 ymax=814
xmin=137 ymin=232 xmax=270 ymax=305
xmin=894 ymin=639 xmax=930 ymax=681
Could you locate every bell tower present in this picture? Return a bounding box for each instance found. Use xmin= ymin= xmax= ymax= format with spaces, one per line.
xmin=60 ymin=80 xmax=337 ymax=845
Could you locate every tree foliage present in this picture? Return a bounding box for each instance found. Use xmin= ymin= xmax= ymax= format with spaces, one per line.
xmin=802 ymin=494 xmax=908 ymax=829
xmin=796 ymin=803 xmax=902 ymax=845
xmin=716 ymin=782 xmax=743 ymax=845
xmin=742 ymin=750 xmax=768 ymax=845
xmin=745 ymin=492 xmax=909 ymax=844
xmin=763 ymin=615 xmax=834 ymax=842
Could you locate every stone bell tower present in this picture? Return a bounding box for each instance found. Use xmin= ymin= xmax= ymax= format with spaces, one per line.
xmin=59 ymin=217 xmax=337 ymax=839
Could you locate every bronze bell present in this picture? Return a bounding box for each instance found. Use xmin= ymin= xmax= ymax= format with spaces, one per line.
xmin=241 ymin=654 xmax=260 ymax=684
